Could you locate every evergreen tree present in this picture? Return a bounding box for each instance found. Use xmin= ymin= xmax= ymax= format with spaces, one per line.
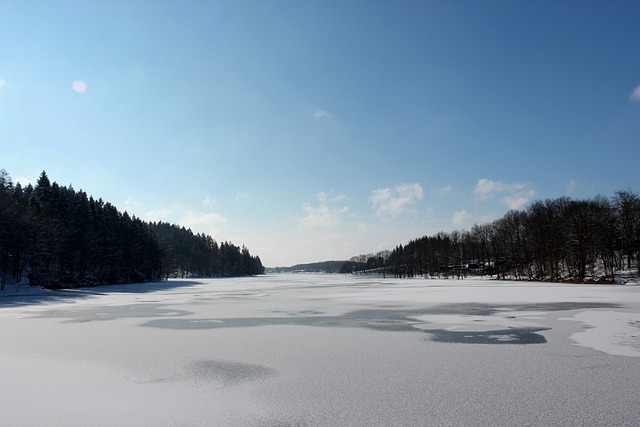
xmin=0 ymin=169 xmax=263 ymax=288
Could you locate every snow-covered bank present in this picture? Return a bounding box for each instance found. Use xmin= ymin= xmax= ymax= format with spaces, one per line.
xmin=0 ymin=283 xmax=53 ymax=297
xmin=1 ymin=275 xmax=639 ymax=426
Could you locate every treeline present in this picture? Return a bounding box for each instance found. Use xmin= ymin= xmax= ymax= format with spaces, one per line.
xmin=271 ymin=260 xmax=347 ymax=273
xmin=0 ymin=170 xmax=263 ymax=289
xmin=349 ymin=191 xmax=640 ymax=283
xmin=148 ymin=221 xmax=264 ymax=278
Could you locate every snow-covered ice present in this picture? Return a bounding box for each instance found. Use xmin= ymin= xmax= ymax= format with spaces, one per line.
xmin=561 ymin=310 xmax=640 ymax=358
xmin=1 ymin=275 xmax=639 ymax=426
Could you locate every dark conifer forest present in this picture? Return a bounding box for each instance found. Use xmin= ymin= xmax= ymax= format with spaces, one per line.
xmin=346 ymin=191 xmax=640 ymax=283
xmin=0 ymin=170 xmax=263 ymax=289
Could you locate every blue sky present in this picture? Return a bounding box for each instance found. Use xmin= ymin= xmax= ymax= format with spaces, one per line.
xmin=2 ymin=0 xmax=639 ymax=266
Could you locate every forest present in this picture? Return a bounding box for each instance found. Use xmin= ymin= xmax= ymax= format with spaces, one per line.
xmin=0 ymin=170 xmax=264 ymax=289
xmin=344 ymin=191 xmax=640 ymax=283
xmin=270 ymin=260 xmax=347 ymax=274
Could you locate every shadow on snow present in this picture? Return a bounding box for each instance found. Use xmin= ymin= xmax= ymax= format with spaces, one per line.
xmin=0 ymin=280 xmax=203 ymax=308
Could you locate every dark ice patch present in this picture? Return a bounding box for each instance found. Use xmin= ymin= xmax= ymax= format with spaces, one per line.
xmin=32 ymin=304 xmax=192 ymax=323
xmin=140 ymin=302 xmax=619 ymax=345
xmin=182 ymin=359 xmax=276 ymax=384
xmin=142 ymin=311 xmax=417 ymax=332
xmin=425 ymin=328 xmax=549 ymax=344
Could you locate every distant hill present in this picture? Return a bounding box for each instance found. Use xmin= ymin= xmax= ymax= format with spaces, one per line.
xmin=267 ymin=260 xmax=347 ymax=274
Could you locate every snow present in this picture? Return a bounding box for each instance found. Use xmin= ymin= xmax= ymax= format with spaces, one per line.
xmin=0 ymin=283 xmax=52 ymax=296
xmin=561 ymin=311 xmax=640 ymax=357
xmin=1 ymin=275 xmax=640 ymax=426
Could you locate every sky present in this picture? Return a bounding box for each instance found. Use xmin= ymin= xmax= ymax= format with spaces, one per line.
xmin=1 ymin=0 xmax=639 ymax=267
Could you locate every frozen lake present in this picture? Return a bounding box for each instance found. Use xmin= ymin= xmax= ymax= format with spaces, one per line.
xmin=1 ymin=274 xmax=639 ymax=426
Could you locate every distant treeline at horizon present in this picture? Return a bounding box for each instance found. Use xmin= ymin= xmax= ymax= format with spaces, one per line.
xmin=344 ymin=190 xmax=640 ymax=283
xmin=0 ymin=169 xmax=264 ymax=289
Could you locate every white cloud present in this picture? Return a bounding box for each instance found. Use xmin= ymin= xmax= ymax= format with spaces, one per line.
xmin=474 ymin=178 xmax=508 ymax=201
xmin=124 ymin=196 xmax=143 ymax=209
xmin=71 ymin=80 xmax=88 ymax=94
xmin=437 ymin=185 xmax=453 ymax=196
xmin=301 ymin=203 xmax=348 ymax=228
xmin=317 ymin=191 xmax=346 ymax=203
xmin=474 ymin=178 xmax=536 ymax=210
xmin=235 ymin=192 xmax=249 ymax=201
xmin=370 ymin=183 xmax=424 ymax=217
xmin=501 ymin=196 xmax=530 ymax=210
xmin=144 ymin=208 xmax=172 ymax=223
xmin=566 ymin=179 xmax=576 ymax=195
xmin=300 ymin=192 xmax=349 ymax=228
xmin=180 ymin=211 xmax=227 ymax=235
xmin=630 ymin=84 xmax=640 ymax=101
xmin=202 ymin=196 xmax=215 ymax=206
xmin=313 ymin=109 xmax=332 ymax=120
xmin=452 ymin=209 xmax=472 ymax=226
xmin=316 ymin=191 xmax=328 ymax=203
xmin=15 ymin=176 xmax=35 ymax=187
xmin=0 ymin=78 xmax=6 ymax=88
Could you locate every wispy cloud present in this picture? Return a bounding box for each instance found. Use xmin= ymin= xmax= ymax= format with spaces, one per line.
xmin=0 ymin=78 xmax=6 ymax=89
xmin=630 ymin=84 xmax=640 ymax=101
xmin=566 ymin=179 xmax=576 ymax=195
xmin=202 ymin=196 xmax=215 ymax=206
xmin=300 ymin=192 xmax=349 ymax=228
xmin=474 ymin=178 xmax=535 ymax=210
xmin=313 ymin=109 xmax=332 ymax=120
xmin=316 ymin=191 xmax=345 ymax=203
xmin=301 ymin=203 xmax=348 ymax=228
xmin=451 ymin=209 xmax=472 ymax=226
xmin=180 ymin=211 xmax=227 ymax=235
xmin=124 ymin=196 xmax=143 ymax=209
xmin=474 ymin=179 xmax=509 ymax=200
xmin=316 ymin=192 xmax=329 ymax=203
xmin=437 ymin=185 xmax=453 ymax=196
xmin=501 ymin=196 xmax=531 ymax=210
xmin=144 ymin=208 xmax=172 ymax=223
xmin=71 ymin=80 xmax=88 ymax=94
xmin=370 ymin=183 xmax=424 ymax=216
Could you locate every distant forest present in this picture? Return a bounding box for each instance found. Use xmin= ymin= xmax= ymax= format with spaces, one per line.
xmin=270 ymin=260 xmax=346 ymax=274
xmin=344 ymin=191 xmax=640 ymax=283
xmin=0 ymin=170 xmax=264 ymax=289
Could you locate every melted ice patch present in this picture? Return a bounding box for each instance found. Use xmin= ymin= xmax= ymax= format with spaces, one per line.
xmin=410 ymin=311 xmax=544 ymax=332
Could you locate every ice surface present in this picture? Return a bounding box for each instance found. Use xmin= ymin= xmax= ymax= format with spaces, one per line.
xmin=561 ymin=310 xmax=640 ymax=357
xmin=1 ymin=275 xmax=640 ymax=426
